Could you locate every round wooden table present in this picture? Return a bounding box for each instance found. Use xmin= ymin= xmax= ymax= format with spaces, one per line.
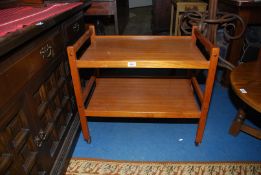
xmin=229 ymin=61 xmax=261 ymax=139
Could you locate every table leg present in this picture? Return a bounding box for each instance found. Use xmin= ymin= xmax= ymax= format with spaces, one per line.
xmin=229 ymin=108 xmax=245 ymax=136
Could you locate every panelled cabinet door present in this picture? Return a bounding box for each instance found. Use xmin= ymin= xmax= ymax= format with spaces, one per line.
xmin=26 ymin=56 xmax=76 ymax=172
xmin=0 ymin=98 xmax=45 ymax=174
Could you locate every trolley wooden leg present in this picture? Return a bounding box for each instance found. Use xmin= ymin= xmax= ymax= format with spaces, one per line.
xmin=195 ymin=117 xmax=207 ymax=145
xmin=80 ymin=116 xmax=91 ymax=143
xmin=194 ymin=45 xmax=219 ymax=145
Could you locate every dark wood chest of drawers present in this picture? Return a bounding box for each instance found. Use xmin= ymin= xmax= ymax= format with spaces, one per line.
xmin=0 ymin=5 xmax=86 ymax=175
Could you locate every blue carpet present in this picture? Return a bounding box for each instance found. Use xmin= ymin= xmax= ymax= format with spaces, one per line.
xmin=72 ymin=81 xmax=261 ymax=161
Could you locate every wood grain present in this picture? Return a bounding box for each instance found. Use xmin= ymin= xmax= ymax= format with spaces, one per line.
xmin=77 ymin=36 xmax=209 ymax=69
xmin=85 ymin=78 xmax=201 ymax=118
xmin=195 ymin=47 xmax=219 ymax=144
xmin=230 ymin=61 xmax=261 ymax=113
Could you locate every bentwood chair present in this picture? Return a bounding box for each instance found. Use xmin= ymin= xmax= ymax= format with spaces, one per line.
xmin=170 ymin=0 xmax=207 ymax=36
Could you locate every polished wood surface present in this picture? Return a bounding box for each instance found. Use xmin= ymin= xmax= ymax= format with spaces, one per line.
xmin=67 ymin=26 xmax=220 ymax=145
xmin=0 ymin=28 xmax=62 ymax=108
xmin=78 ymin=36 xmax=209 ymax=69
xmin=229 ymin=58 xmax=261 ymax=139
xmin=230 ymin=61 xmax=261 ymax=113
xmin=86 ymin=78 xmax=201 ymax=118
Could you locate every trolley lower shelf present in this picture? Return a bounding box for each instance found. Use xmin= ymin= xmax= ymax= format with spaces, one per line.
xmin=85 ymin=78 xmax=201 ymax=118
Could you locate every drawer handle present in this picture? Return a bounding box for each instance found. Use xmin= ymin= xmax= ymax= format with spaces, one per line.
xmin=34 ymin=123 xmax=54 ymax=148
xmin=33 ymin=129 xmax=47 ymax=148
xmin=40 ymin=44 xmax=53 ymax=60
xmin=72 ymin=23 xmax=80 ymax=33
xmin=34 ymin=135 xmax=42 ymax=148
xmin=39 ymin=129 xmax=47 ymax=140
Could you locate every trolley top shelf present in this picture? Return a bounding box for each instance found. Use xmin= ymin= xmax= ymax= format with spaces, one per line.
xmin=76 ymin=35 xmax=210 ymax=69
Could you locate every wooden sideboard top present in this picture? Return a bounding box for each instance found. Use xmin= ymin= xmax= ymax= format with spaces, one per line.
xmin=0 ymin=1 xmax=90 ymax=57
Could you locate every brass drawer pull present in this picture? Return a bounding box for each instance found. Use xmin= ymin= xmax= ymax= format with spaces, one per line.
xmin=40 ymin=44 xmax=53 ymax=60
xmin=34 ymin=135 xmax=42 ymax=148
xmin=72 ymin=23 xmax=80 ymax=33
xmin=34 ymin=129 xmax=47 ymax=148
xmin=39 ymin=129 xmax=47 ymax=140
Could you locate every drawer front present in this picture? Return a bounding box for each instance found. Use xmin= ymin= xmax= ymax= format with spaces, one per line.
xmin=62 ymin=12 xmax=85 ymax=45
xmin=0 ymin=27 xmax=64 ymax=108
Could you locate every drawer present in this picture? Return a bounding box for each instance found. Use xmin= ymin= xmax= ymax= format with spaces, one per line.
xmin=0 ymin=27 xmax=64 ymax=108
xmin=62 ymin=12 xmax=85 ymax=45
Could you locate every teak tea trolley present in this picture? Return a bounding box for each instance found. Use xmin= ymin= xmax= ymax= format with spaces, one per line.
xmin=67 ymin=26 xmax=219 ymax=145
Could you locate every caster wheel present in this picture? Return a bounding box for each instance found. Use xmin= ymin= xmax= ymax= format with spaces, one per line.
xmin=86 ymin=137 xmax=91 ymax=144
